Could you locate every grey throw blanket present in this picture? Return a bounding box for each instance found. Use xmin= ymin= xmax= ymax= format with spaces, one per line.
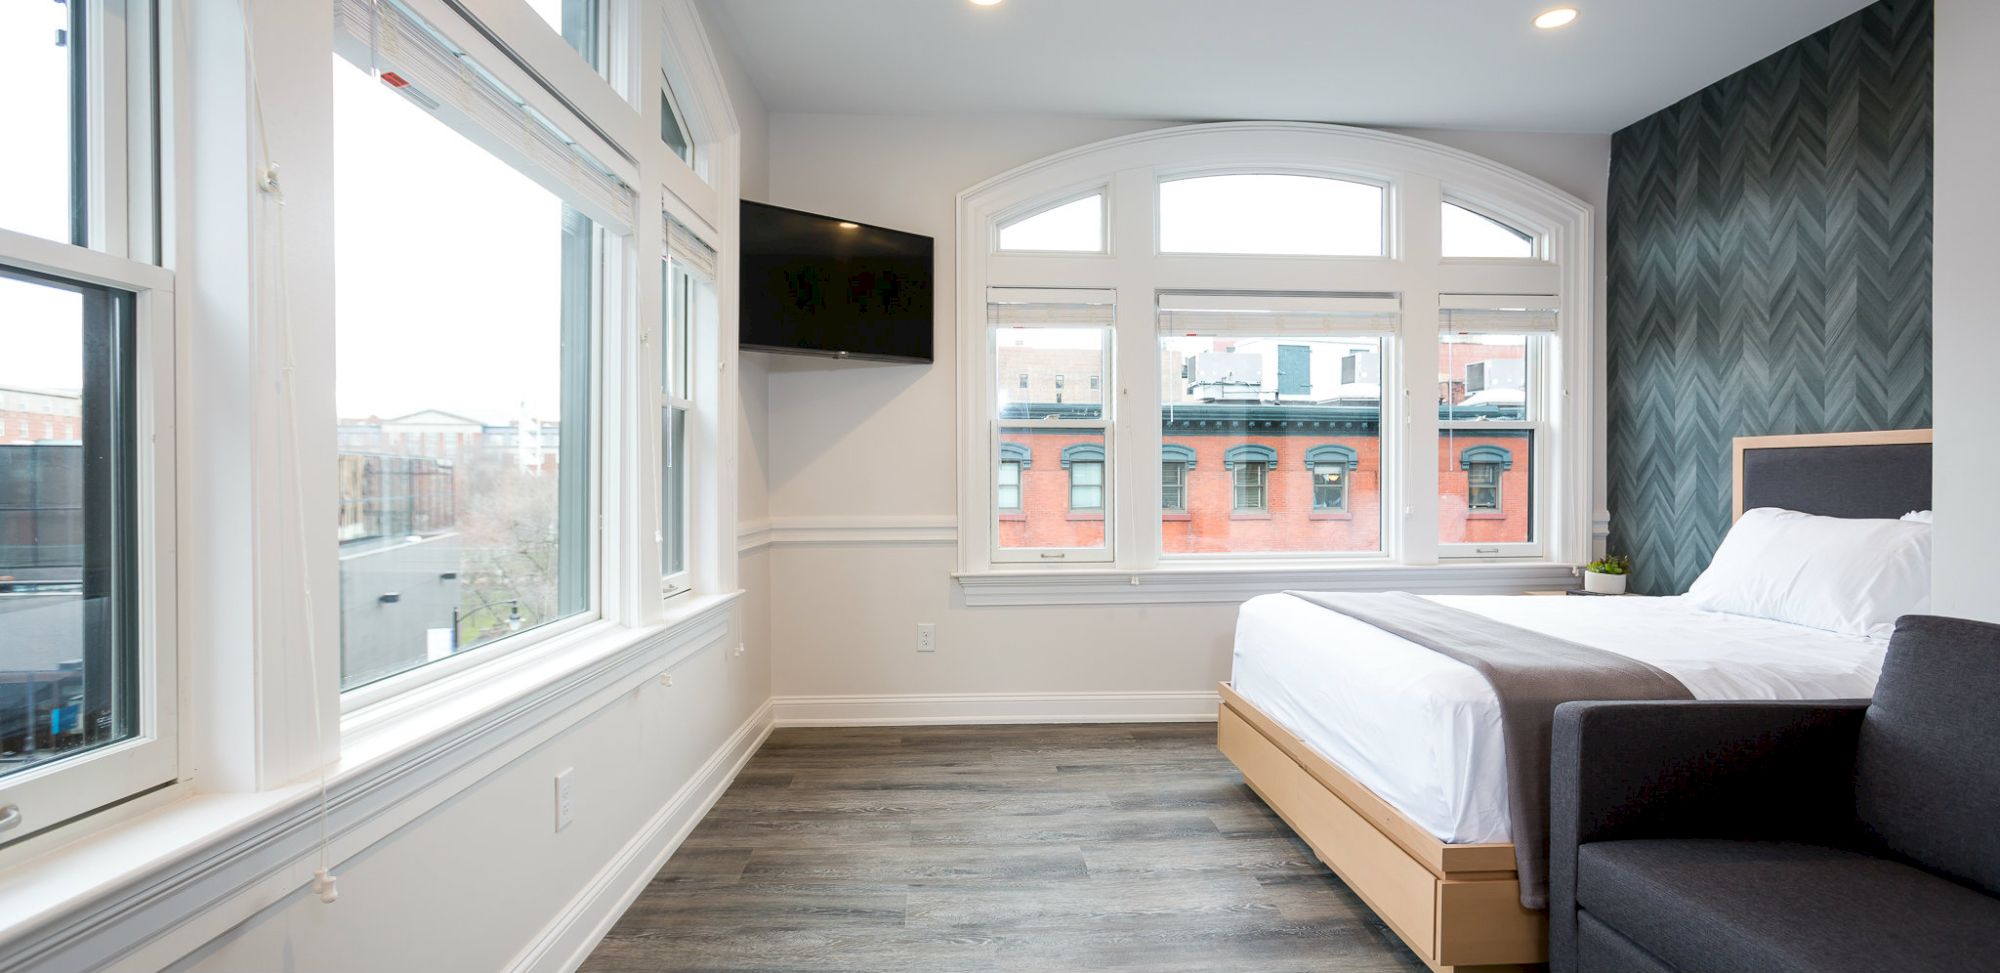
xmin=1285 ymin=590 xmax=1692 ymax=909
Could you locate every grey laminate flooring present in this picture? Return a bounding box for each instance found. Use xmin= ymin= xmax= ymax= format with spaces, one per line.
xmin=579 ymin=723 xmax=1426 ymax=973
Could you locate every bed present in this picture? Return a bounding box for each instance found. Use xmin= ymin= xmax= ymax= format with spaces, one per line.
xmin=1215 ymin=429 xmax=1933 ymax=972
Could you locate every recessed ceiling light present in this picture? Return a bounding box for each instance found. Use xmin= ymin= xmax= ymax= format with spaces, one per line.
xmin=970 ymin=0 xmax=1003 ymax=6
xmin=837 ymin=221 xmax=860 ymax=229
xmin=1534 ymin=7 xmax=1578 ymax=29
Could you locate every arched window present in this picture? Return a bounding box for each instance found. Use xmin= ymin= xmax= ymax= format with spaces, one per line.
xmin=998 ymin=192 xmax=1105 ymax=253
xmin=959 ymin=122 xmax=1590 ymax=572
xmin=1442 ymin=201 xmax=1537 ymax=259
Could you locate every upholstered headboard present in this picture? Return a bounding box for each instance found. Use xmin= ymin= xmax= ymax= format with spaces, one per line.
xmin=1732 ymin=429 xmax=1933 ymax=521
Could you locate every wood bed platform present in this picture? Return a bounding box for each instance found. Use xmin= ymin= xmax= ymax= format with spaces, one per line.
xmin=1216 ymin=681 xmax=1545 ymax=972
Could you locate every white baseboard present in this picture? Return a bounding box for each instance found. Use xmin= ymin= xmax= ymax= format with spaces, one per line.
xmin=770 ymin=690 xmax=1220 ymax=727
xmin=509 ymin=699 xmax=774 ymax=973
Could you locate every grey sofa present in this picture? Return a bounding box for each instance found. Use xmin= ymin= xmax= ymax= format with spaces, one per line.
xmin=1549 ymin=614 xmax=2000 ymax=973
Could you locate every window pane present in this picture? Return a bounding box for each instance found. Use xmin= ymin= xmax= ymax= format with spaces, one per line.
xmin=1443 ymin=202 xmax=1535 ymax=259
xmin=333 ymin=56 xmax=593 ymax=691
xmin=0 ymin=270 xmax=136 ymax=780
xmin=661 ymin=86 xmax=691 ymax=163
xmin=997 ymin=460 xmax=1020 ymax=511
xmin=1161 ymin=461 xmax=1186 ymax=512
xmin=996 ymin=327 xmax=1107 ymax=420
xmin=1441 ymin=433 xmax=1532 ymax=545
xmin=1160 ymin=174 xmax=1383 ymax=256
xmin=1439 ymin=333 xmax=1529 ymax=421
xmin=527 ymin=0 xmax=601 ymax=69
xmin=0 ymin=1 xmax=78 ymax=243
xmin=996 ymin=427 xmax=1105 ymax=553
xmin=662 ymin=406 xmax=686 ymax=579
xmin=997 ymin=194 xmax=1103 ymax=252
xmin=1160 ymin=335 xmax=1382 ymax=554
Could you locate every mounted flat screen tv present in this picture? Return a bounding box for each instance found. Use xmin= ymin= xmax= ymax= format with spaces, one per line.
xmin=739 ymin=201 xmax=934 ymax=363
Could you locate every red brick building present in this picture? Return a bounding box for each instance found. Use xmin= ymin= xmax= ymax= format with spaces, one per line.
xmin=997 ymin=417 xmax=1529 ymax=553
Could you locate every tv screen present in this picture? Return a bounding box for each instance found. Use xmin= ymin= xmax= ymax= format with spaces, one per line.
xmin=739 ymin=201 xmax=934 ymax=363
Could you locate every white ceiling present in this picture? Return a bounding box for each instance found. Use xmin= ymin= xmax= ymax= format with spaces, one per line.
xmin=703 ymin=0 xmax=1876 ymax=134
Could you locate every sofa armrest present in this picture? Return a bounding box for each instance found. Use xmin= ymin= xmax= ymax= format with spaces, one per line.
xmin=1547 ymin=699 xmax=1868 ymax=973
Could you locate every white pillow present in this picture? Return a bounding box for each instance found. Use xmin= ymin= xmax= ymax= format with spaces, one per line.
xmin=1686 ymin=507 xmax=1930 ymax=640
xmin=1902 ymin=510 xmax=1933 ymax=524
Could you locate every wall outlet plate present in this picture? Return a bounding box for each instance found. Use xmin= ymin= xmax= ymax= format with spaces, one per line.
xmin=917 ymin=623 xmax=936 ymax=653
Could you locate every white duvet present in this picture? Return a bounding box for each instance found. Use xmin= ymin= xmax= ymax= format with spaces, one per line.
xmin=1231 ymin=593 xmax=1886 ymax=845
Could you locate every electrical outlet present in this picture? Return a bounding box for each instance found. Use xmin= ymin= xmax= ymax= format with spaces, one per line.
xmin=554 ymin=768 xmax=575 ymax=832
xmin=731 ymin=642 xmax=746 ymax=658
xmin=916 ymin=623 xmax=936 ymax=653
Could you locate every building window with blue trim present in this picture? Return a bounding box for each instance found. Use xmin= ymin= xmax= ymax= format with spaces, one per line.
xmin=1305 ymin=444 xmax=1358 ymax=512
xmin=1161 ymin=444 xmax=1196 ymax=511
xmin=1460 ymin=444 xmax=1513 ymax=511
xmin=1062 ymin=443 xmax=1104 ymax=511
xmin=997 ymin=442 xmax=1030 ymax=511
xmin=1224 ymin=444 xmax=1276 ymax=511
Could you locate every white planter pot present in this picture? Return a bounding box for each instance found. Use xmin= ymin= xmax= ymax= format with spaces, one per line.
xmin=1583 ymin=571 xmax=1627 ymax=595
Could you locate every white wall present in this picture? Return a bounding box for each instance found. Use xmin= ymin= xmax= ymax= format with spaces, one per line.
xmin=761 ymin=113 xmax=1609 ymax=709
xmin=1931 ymin=0 xmax=1999 ymax=622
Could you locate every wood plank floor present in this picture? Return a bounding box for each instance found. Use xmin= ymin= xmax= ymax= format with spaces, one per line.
xmin=580 ymin=723 xmax=1426 ymax=973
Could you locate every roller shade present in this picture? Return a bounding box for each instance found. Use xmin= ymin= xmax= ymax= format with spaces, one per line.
xmin=335 ymin=0 xmax=636 ymax=228
xmin=665 ymin=215 xmax=717 ymax=279
xmin=1440 ymin=295 xmax=1560 ymax=333
xmin=987 ymin=287 xmax=1115 ymax=326
xmin=1157 ymin=292 xmax=1400 ymax=335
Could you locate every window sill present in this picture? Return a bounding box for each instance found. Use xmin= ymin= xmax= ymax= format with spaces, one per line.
xmin=953 ymin=561 xmax=1580 ymax=607
xmin=1065 ymin=511 xmax=1104 ymax=522
xmin=1307 ymin=510 xmax=1353 ymax=521
xmin=1161 ymin=511 xmax=1191 ymax=522
xmin=1229 ymin=510 xmax=1273 ymax=521
xmin=998 ymin=512 xmax=1026 ymax=522
xmin=0 ymin=591 xmax=744 ymax=971
xmin=1466 ymin=511 xmax=1509 ymax=520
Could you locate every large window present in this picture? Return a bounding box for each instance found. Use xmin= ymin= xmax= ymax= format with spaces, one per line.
xmin=0 ymin=0 xmax=168 ymax=850
xmin=333 ymin=54 xmax=598 ymax=691
xmin=959 ymin=125 xmax=1592 ymax=579
xmin=1156 ymin=294 xmax=1393 ymax=556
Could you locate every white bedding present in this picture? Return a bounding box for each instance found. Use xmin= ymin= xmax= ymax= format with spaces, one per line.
xmin=1232 ymin=593 xmax=1886 ymax=845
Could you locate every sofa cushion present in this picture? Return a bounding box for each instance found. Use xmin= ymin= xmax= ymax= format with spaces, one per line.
xmin=1576 ymin=839 xmax=2000 ymax=973
xmin=1856 ymin=614 xmax=2000 ymax=896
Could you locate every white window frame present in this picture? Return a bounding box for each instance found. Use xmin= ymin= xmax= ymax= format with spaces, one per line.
xmin=0 ymin=0 xmax=175 ymax=849
xmin=1436 ymin=296 xmax=1561 ymax=560
xmin=954 ymin=122 xmax=1594 ymax=581
xmin=986 ymin=288 xmax=1116 ymax=565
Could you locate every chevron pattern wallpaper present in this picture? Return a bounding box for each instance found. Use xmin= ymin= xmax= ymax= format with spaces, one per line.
xmin=1607 ymin=0 xmax=1932 ymax=594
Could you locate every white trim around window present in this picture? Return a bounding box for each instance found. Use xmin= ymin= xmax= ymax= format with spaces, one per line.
xmin=954 ymin=122 xmax=1596 ymax=587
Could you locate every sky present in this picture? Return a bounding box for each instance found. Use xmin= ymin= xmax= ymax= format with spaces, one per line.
xmin=331 ymin=55 xmax=566 ymax=423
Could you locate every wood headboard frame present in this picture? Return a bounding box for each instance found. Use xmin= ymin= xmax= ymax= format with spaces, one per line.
xmin=1731 ymin=428 xmax=1934 ymax=521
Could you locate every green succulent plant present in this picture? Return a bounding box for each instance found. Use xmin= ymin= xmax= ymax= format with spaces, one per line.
xmin=1585 ymin=555 xmax=1631 ymax=576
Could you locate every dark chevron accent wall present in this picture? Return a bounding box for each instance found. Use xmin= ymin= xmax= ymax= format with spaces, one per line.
xmin=1607 ymin=0 xmax=1932 ymax=595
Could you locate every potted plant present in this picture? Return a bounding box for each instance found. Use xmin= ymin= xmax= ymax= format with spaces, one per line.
xmin=1582 ymin=555 xmax=1630 ymax=595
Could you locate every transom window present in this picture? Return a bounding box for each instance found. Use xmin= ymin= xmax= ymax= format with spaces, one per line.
xmin=1442 ymin=201 xmax=1537 ymax=259
xmin=998 ymin=192 xmax=1104 ymax=253
xmin=959 ymin=124 xmax=1591 ymax=577
xmin=1159 ymin=173 xmax=1383 ymax=256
